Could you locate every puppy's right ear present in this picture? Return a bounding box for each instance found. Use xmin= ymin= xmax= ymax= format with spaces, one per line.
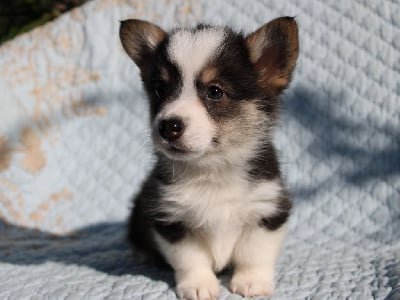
xmin=120 ymin=19 xmax=166 ymax=68
xmin=245 ymin=17 xmax=299 ymax=95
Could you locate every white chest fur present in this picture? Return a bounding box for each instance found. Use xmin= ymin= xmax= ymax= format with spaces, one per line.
xmin=160 ymin=167 xmax=282 ymax=271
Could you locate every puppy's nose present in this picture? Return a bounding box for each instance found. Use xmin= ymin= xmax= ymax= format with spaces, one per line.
xmin=159 ymin=118 xmax=185 ymax=141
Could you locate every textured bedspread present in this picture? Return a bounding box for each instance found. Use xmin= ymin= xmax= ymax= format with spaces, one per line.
xmin=0 ymin=0 xmax=399 ymax=299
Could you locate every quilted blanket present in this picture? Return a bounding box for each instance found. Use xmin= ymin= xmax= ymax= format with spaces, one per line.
xmin=0 ymin=0 xmax=399 ymax=299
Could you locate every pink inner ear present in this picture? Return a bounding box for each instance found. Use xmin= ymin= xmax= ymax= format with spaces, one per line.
xmin=254 ymin=41 xmax=291 ymax=90
xmin=256 ymin=43 xmax=281 ymax=76
xmin=247 ymin=17 xmax=299 ymax=92
xmin=120 ymin=19 xmax=166 ymax=67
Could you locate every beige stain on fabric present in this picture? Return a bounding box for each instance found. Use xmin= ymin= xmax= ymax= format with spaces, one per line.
xmin=0 ymin=190 xmax=24 ymax=223
xmin=95 ymin=0 xmax=129 ymax=10
xmin=0 ymin=135 xmax=12 ymax=171
xmin=0 ymin=128 xmax=46 ymax=174
xmin=19 ymin=127 xmax=46 ymax=173
xmin=0 ymin=185 xmax=73 ymax=228
xmin=115 ymin=0 xmax=201 ymax=25
xmin=0 ymin=179 xmax=25 ymax=222
xmin=0 ymin=6 xmax=106 ymax=231
xmin=0 ymin=17 xmax=106 ymax=175
xmin=30 ymin=188 xmax=74 ymax=222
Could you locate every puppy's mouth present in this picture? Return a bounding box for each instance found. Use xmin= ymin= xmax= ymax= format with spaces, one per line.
xmin=167 ymin=144 xmax=190 ymax=154
xmin=155 ymin=140 xmax=203 ymax=161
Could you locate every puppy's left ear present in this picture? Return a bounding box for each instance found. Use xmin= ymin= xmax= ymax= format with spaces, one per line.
xmin=246 ymin=17 xmax=299 ymax=94
xmin=120 ymin=19 xmax=167 ymax=69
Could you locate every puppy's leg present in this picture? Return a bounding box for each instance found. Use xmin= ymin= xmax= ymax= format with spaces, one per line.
xmin=230 ymin=226 xmax=285 ymax=297
xmin=154 ymin=232 xmax=219 ymax=300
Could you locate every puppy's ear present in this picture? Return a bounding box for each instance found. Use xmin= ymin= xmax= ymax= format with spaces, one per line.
xmin=120 ymin=19 xmax=166 ymax=68
xmin=246 ymin=17 xmax=299 ymax=94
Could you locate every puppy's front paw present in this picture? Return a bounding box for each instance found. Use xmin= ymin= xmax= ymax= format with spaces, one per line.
xmin=176 ymin=269 xmax=220 ymax=300
xmin=230 ymin=268 xmax=274 ymax=297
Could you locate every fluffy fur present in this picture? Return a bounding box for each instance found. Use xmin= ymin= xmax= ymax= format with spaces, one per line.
xmin=120 ymin=17 xmax=298 ymax=299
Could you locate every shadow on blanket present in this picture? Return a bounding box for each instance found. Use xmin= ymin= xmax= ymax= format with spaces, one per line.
xmin=283 ymin=85 xmax=400 ymax=241
xmin=284 ymin=84 xmax=400 ymax=197
xmin=0 ymin=220 xmax=175 ymax=286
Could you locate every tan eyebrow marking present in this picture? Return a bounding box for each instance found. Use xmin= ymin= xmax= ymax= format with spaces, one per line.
xmin=199 ymin=66 xmax=218 ymax=84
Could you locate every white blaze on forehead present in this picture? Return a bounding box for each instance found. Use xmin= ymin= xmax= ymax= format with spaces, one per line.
xmin=168 ymin=28 xmax=226 ymax=81
xmin=154 ymin=28 xmax=226 ymax=154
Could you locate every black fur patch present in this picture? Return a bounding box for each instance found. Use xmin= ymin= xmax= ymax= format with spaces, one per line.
xmin=127 ymin=176 xmax=163 ymax=263
xmin=247 ymin=142 xmax=281 ymax=180
xmin=140 ymin=38 xmax=183 ymax=119
xmin=128 ymin=159 xmax=188 ymax=263
xmin=260 ymin=191 xmax=292 ymax=231
xmin=195 ymin=24 xmax=213 ymax=31
xmin=153 ymin=220 xmax=186 ymax=243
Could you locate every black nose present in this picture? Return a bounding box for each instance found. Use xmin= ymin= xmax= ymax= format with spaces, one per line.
xmin=159 ymin=118 xmax=185 ymax=141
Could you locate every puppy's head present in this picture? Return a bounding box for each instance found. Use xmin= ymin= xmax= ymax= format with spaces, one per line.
xmin=120 ymin=18 xmax=298 ymax=163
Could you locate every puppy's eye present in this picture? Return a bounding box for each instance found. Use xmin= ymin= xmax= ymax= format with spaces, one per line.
xmin=153 ymin=80 xmax=165 ymax=99
xmin=207 ymin=86 xmax=223 ymax=100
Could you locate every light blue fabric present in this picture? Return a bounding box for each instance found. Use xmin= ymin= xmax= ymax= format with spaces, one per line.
xmin=0 ymin=0 xmax=399 ymax=299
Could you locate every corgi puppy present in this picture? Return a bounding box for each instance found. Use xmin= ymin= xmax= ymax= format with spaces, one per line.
xmin=120 ymin=17 xmax=298 ymax=299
